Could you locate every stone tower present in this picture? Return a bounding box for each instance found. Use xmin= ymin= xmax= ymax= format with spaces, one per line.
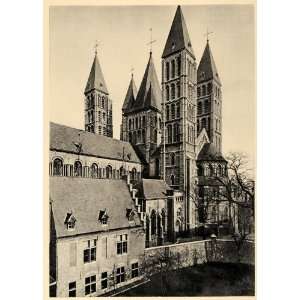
xmin=197 ymin=40 xmax=222 ymax=152
xmin=161 ymin=5 xmax=197 ymax=191
xmin=84 ymin=51 xmax=113 ymax=137
xmin=121 ymin=52 xmax=162 ymax=170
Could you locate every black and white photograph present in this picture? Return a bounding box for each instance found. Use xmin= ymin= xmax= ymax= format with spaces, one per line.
xmin=48 ymin=2 xmax=255 ymax=297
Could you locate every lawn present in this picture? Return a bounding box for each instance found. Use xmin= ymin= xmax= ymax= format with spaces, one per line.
xmin=120 ymin=263 xmax=255 ymax=296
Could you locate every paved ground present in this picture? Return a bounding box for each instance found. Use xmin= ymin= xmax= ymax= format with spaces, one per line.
xmin=120 ymin=262 xmax=255 ymax=296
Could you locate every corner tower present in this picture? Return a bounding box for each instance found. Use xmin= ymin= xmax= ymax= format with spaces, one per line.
xmin=84 ymin=50 xmax=113 ymax=137
xmin=197 ymin=40 xmax=222 ymax=152
xmin=161 ymin=5 xmax=197 ymax=191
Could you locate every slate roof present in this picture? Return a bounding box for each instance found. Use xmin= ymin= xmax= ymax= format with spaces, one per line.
xmin=85 ymin=54 xmax=109 ymax=95
xmin=50 ymin=122 xmax=141 ymax=163
xmin=197 ymin=41 xmax=221 ymax=84
xmin=50 ymin=177 xmax=141 ymax=238
xmin=122 ymin=75 xmax=137 ymax=112
xmin=197 ymin=143 xmax=226 ymax=162
xmin=128 ymin=53 xmax=162 ymax=113
xmin=137 ymin=179 xmax=172 ymax=199
xmin=162 ymin=5 xmax=195 ymax=59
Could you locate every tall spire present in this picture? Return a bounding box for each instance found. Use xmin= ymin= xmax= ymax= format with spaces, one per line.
xmin=197 ymin=40 xmax=221 ymax=84
xmin=85 ymin=51 xmax=109 ymax=95
xmin=122 ymin=74 xmax=137 ymax=112
xmin=131 ymin=53 xmax=162 ymax=112
xmin=162 ymin=5 xmax=195 ymax=58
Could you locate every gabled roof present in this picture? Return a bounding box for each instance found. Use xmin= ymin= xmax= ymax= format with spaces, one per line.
xmin=85 ymin=54 xmax=109 ymax=95
xmin=197 ymin=142 xmax=226 ymax=162
xmin=137 ymin=179 xmax=172 ymax=199
xmin=50 ymin=177 xmax=141 ymax=238
xmin=129 ymin=53 xmax=162 ymax=113
xmin=162 ymin=5 xmax=195 ymax=59
xmin=122 ymin=75 xmax=137 ymax=112
xmin=50 ymin=122 xmax=141 ymax=163
xmin=197 ymin=41 xmax=221 ymax=84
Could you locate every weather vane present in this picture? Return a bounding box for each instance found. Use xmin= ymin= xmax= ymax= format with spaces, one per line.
xmin=147 ymin=28 xmax=156 ymax=53
xmin=204 ymin=29 xmax=213 ymax=42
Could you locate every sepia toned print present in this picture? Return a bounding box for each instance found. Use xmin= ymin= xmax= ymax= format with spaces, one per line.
xmin=47 ymin=2 xmax=255 ymax=298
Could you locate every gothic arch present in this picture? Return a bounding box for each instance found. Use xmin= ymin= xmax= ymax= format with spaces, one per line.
xmin=150 ymin=210 xmax=157 ymax=235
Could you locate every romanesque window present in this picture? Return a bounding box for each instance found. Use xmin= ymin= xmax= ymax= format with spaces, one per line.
xmin=208 ymin=82 xmax=212 ymax=94
xmin=129 ymin=132 xmax=132 ymax=143
xmin=74 ymin=161 xmax=82 ymax=177
xmin=166 ymin=105 xmax=170 ymax=120
xmin=176 ymin=56 xmax=181 ymax=76
xmin=166 ymin=85 xmax=170 ymax=101
xmin=167 ymin=125 xmax=172 ymax=144
xmin=171 ymin=83 xmax=175 ymax=99
xmin=166 ymin=62 xmax=170 ymax=81
xmin=176 ymin=103 xmax=180 ymax=118
xmin=53 ymin=158 xmax=63 ymax=176
xmin=106 ymin=165 xmax=112 ymax=179
xmin=171 ymin=103 xmax=175 ymax=119
xmin=91 ymin=163 xmax=98 ymax=178
xmin=171 ymin=59 xmax=175 ymax=78
xmin=176 ymin=81 xmax=181 ymax=98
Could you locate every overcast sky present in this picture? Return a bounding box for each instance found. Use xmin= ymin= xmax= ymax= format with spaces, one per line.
xmin=49 ymin=5 xmax=255 ymax=166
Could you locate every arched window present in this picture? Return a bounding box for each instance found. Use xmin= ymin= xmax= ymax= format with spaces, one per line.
xmin=208 ymin=82 xmax=212 ymax=94
xmin=171 ymin=84 xmax=175 ymax=99
xmin=176 ymin=82 xmax=181 ymax=98
xmin=166 ymin=62 xmax=170 ymax=81
xmin=129 ymin=132 xmax=132 ymax=143
xmin=170 ymin=153 xmax=175 ymax=165
xmin=53 ymin=158 xmax=63 ymax=176
xmin=171 ymin=60 xmax=175 ymax=78
xmin=173 ymin=123 xmax=179 ymax=142
xmin=204 ymin=100 xmax=209 ymax=113
xmin=106 ymin=165 xmax=112 ymax=179
xmin=151 ymin=210 xmax=156 ymax=235
xmin=137 ymin=130 xmax=141 ymax=143
xmin=166 ymin=85 xmax=170 ymax=101
xmin=131 ymin=168 xmax=137 ymax=181
xmin=133 ymin=131 xmax=137 ymax=144
xmin=157 ymin=214 xmax=162 ymax=237
xmin=129 ymin=119 xmax=132 ymax=130
xmin=119 ymin=166 xmax=124 ymax=178
xmin=176 ymin=56 xmax=181 ymax=76
xmin=74 ymin=161 xmax=82 ymax=177
xmin=91 ymin=163 xmax=98 ymax=178
xmin=171 ymin=103 xmax=175 ymax=119
xmin=135 ymin=117 xmax=138 ymax=129
xmin=166 ymin=105 xmax=170 ymax=120
xmin=202 ymin=85 xmax=207 ymax=96
xmin=170 ymin=174 xmax=175 ymax=186
xmin=223 ymin=206 xmax=229 ymax=222
xmin=142 ymin=129 xmax=146 ymax=143
xmin=142 ymin=116 xmax=146 ymax=127
xmin=167 ymin=125 xmax=172 ymax=144
xmin=176 ymin=103 xmax=180 ymax=118
xmin=161 ymin=209 xmax=166 ymax=233
xmin=201 ymin=118 xmax=206 ymax=131
xmin=198 ymin=101 xmax=202 ymax=115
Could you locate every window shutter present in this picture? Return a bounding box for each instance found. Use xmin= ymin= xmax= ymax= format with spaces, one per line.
xmin=69 ymin=242 xmax=77 ymax=267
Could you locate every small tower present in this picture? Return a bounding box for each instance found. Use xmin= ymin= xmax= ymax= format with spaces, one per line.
xmin=197 ymin=39 xmax=222 ymax=152
xmin=84 ymin=47 xmax=113 ymax=137
xmin=121 ymin=52 xmax=162 ymax=168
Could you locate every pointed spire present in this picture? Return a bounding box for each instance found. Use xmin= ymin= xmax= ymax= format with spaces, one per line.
xmin=85 ymin=52 xmax=109 ymax=95
xmin=197 ymin=41 xmax=221 ymax=84
xmin=122 ymin=74 xmax=137 ymax=112
xmin=132 ymin=53 xmax=162 ymax=112
xmin=162 ymin=5 xmax=195 ymax=58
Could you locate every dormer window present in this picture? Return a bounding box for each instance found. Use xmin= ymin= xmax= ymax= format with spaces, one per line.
xmin=64 ymin=212 xmax=76 ymax=230
xmin=126 ymin=208 xmax=135 ymax=221
xmin=98 ymin=210 xmax=109 ymax=225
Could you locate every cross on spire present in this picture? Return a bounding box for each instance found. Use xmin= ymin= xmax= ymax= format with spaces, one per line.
xmin=147 ymin=28 xmax=156 ymax=54
xmin=130 ymin=67 xmax=134 ymax=78
xmin=204 ymin=29 xmax=213 ymax=42
xmin=94 ymin=40 xmax=99 ymax=55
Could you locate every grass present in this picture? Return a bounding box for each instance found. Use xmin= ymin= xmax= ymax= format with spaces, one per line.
xmin=120 ymin=262 xmax=255 ymax=296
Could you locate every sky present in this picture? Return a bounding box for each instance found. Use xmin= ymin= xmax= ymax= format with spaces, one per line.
xmin=49 ymin=5 xmax=255 ymax=166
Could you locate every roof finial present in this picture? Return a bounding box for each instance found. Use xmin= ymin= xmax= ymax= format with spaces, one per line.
xmin=147 ymin=28 xmax=156 ymax=55
xmin=204 ymin=29 xmax=213 ymax=43
xmin=94 ymin=40 xmax=99 ymax=55
xmin=130 ymin=67 xmax=134 ymax=78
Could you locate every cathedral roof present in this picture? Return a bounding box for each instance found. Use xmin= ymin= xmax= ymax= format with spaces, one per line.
xmin=162 ymin=5 xmax=195 ymax=59
xmin=129 ymin=53 xmax=162 ymax=113
xmin=136 ymin=179 xmax=172 ymax=200
xmin=122 ymin=75 xmax=137 ymax=112
xmin=50 ymin=177 xmax=141 ymax=238
xmin=50 ymin=122 xmax=141 ymax=163
xmin=85 ymin=54 xmax=109 ymax=95
xmin=197 ymin=142 xmax=226 ymax=161
xmin=197 ymin=41 xmax=221 ymax=84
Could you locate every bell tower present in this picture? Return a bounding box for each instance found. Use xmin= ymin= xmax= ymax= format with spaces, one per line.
xmin=84 ymin=45 xmax=113 ymax=137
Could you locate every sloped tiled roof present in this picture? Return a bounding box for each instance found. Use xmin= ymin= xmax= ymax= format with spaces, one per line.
xmin=197 ymin=41 xmax=221 ymax=84
xmin=122 ymin=75 xmax=137 ymax=112
xmin=129 ymin=53 xmax=162 ymax=113
xmin=50 ymin=177 xmax=141 ymax=238
xmin=162 ymin=5 xmax=195 ymax=59
xmin=50 ymin=122 xmax=141 ymax=163
xmin=197 ymin=142 xmax=226 ymax=161
xmin=85 ymin=54 xmax=109 ymax=94
xmin=137 ymin=179 xmax=171 ymax=199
